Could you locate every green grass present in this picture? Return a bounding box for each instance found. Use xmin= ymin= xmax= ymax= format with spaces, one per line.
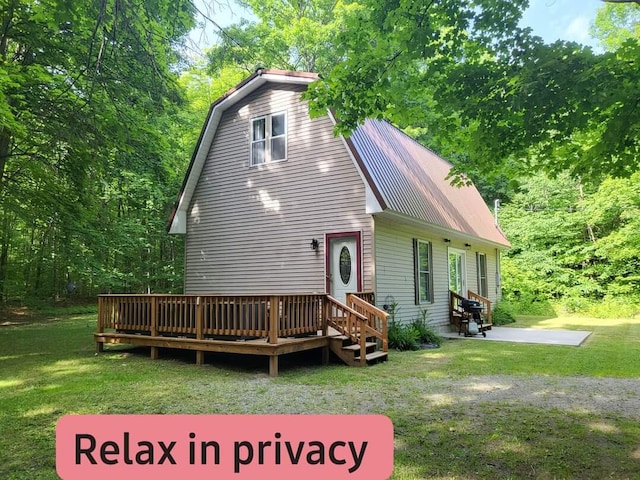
xmin=1 ymin=313 xmax=640 ymax=479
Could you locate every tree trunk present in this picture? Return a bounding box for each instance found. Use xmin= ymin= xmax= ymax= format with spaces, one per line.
xmin=0 ymin=215 xmax=11 ymax=303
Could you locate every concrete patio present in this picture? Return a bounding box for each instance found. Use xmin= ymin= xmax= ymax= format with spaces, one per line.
xmin=442 ymin=326 xmax=592 ymax=346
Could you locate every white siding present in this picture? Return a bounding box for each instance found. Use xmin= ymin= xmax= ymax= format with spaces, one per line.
xmin=185 ymin=84 xmax=373 ymax=294
xmin=374 ymin=216 xmax=502 ymax=329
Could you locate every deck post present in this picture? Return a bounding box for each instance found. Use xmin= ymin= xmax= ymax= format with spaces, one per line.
xmin=196 ymin=296 xmax=204 ymax=365
xmin=150 ymin=296 xmax=158 ymax=360
xmin=96 ymin=297 xmax=105 ymax=353
xmin=321 ymin=295 xmax=328 ymax=337
xmin=269 ymin=355 xmax=278 ymax=377
xmin=269 ymin=295 xmax=279 ymax=344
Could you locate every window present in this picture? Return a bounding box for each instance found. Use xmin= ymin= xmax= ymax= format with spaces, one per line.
xmin=477 ymin=252 xmax=488 ymax=297
xmin=251 ymin=112 xmax=287 ymax=166
xmin=414 ymin=239 xmax=433 ymax=304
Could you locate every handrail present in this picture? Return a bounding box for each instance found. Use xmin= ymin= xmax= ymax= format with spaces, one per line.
xmin=325 ymin=295 xmax=369 ymax=365
xmin=346 ymin=294 xmax=388 ymax=353
xmin=449 ymin=290 xmax=492 ymax=324
xmin=346 ymin=291 xmax=375 ymax=305
xmin=467 ymin=290 xmax=492 ymax=324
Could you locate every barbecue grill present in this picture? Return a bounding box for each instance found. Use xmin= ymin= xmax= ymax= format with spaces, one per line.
xmin=460 ymin=299 xmax=486 ymax=337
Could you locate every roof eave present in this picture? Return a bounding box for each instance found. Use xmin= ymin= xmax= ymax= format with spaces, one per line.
xmin=377 ymin=210 xmax=511 ymax=249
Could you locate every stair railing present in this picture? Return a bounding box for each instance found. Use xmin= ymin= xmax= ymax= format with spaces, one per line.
xmin=467 ymin=290 xmax=492 ymax=324
xmin=346 ymin=294 xmax=388 ymax=353
xmin=325 ymin=295 xmax=369 ymax=365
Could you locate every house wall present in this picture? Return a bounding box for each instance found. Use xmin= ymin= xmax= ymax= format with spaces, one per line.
xmin=185 ymin=83 xmax=373 ymax=294
xmin=373 ymin=216 xmax=502 ymax=330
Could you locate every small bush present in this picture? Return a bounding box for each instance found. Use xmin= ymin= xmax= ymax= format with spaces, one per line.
xmin=492 ymin=302 xmax=516 ymax=325
xmin=388 ymin=319 xmax=420 ymax=351
xmin=409 ymin=317 xmax=442 ymax=346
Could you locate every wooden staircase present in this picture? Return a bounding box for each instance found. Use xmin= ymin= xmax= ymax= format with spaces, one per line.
xmin=326 ymin=293 xmax=389 ymax=367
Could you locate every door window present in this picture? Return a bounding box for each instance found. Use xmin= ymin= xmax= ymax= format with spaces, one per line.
xmin=339 ymin=246 xmax=352 ymax=285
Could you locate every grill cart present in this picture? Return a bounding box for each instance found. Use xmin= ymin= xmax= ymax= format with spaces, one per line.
xmin=461 ymin=299 xmax=487 ymax=337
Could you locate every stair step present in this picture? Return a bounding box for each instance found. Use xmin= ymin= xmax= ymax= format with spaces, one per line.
xmin=331 ymin=335 xmax=350 ymax=341
xmin=342 ymin=342 xmax=377 ymax=351
xmin=354 ymin=350 xmax=388 ymax=363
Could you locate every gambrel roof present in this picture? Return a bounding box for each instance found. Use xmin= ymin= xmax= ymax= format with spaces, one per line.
xmin=169 ymin=69 xmax=510 ymax=248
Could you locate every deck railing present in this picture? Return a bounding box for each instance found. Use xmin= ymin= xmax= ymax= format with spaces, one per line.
xmin=98 ymin=294 xmax=325 ymax=344
xmin=325 ymin=295 xmax=369 ymax=365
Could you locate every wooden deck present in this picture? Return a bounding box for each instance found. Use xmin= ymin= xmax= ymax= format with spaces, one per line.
xmin=96 ymin=293 xmax=388 ymax=376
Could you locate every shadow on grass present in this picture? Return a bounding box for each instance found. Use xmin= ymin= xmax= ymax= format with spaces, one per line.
xmin=103 ymin=344 xmax=339 ymax=377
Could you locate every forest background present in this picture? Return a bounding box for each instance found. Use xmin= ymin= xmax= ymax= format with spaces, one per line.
xmin=1 ymin=0 xmax=638 ymax=317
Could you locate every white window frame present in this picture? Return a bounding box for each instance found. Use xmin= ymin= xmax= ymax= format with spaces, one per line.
xmin=250 ymin=112 xmax=287 ymax=166
xmin=414 ymin=239 xmax=433 ymax=304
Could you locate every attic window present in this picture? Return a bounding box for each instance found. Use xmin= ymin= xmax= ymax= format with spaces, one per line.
xmin=251 ymin=112 xmax=287 ymax=166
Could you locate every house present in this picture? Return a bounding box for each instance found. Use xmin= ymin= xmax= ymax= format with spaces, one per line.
xmin=168 ymin=68 xmax=510 ymax=331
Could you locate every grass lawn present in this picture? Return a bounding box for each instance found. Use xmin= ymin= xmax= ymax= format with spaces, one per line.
xmin=1 ymin=313 xmax=639 ymax=479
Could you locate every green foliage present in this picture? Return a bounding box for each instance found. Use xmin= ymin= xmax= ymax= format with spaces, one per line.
xmin=387 ymin=319 xmax=420 ymax=351
xmin=592 ymin=2 xmax=640 ymax=51
xmin=388 ymin=308 xmax=442 ymax=350
xmin=305 ymin=0 xmax=530 ymax=134
xmin=0 ymin=0 xmax=195 ymax=301
xmin=207 ymin=0 xmax=349 ymax=75
xmin=409 ymin=315 xmax=443 ymax=347
xmin=500 ymin=171 xmax=640 ymax=315
xmin=491 ymin=302 xmax=516 ymax=325
xmin=300 ymin=1 xmax=640 ymax=182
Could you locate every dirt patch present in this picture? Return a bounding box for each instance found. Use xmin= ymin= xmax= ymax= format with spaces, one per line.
xmin=0 ymin=307 xmax=37 ymax=325
xmin=408 ymin=374 xmax=640 ymax=421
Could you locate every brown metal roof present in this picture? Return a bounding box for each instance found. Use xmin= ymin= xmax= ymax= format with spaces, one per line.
xmin=348 ymin=119 xmax=510 ymax=247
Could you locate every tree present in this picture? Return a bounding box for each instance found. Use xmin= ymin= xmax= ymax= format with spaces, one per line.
xmin=0 ymin=0 xmax=196 ymax=300
xmin=592 ymin=1 xmax=640 ymax=51
xmin=304 ymin=0 xmax=530 ymax=130
xmin=302 ymin=0 xmax=640 ymax=182
xmin=602 ymin=1 xmax=640 ymax=5
xmin=206 ymin=0 xmax=349 ymax=76
xmin=500 ymin=171 xmax=640 ymax=306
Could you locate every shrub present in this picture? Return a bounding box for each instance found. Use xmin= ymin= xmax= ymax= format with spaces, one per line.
xmin=559 ymin=295 xmax=640 ymax=319
xmin=388 ymin=309 xmax=442 ymax=350
xmin=492 ymin=302 xmax=516 ymax=325
xmin=388 ymin=319 xmax=420 ymax=351
xmin=409 ymin=316 xmax=442 ymax=347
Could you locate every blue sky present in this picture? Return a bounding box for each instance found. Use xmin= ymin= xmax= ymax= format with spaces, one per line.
xmin=520 ymin=0 xmax=603 ymax=48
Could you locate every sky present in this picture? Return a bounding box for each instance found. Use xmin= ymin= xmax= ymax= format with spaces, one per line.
xmin=519 ymin=0 xmax=603 ymax=48
xmin=189 ymin=0 xmax=605 ymax=56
